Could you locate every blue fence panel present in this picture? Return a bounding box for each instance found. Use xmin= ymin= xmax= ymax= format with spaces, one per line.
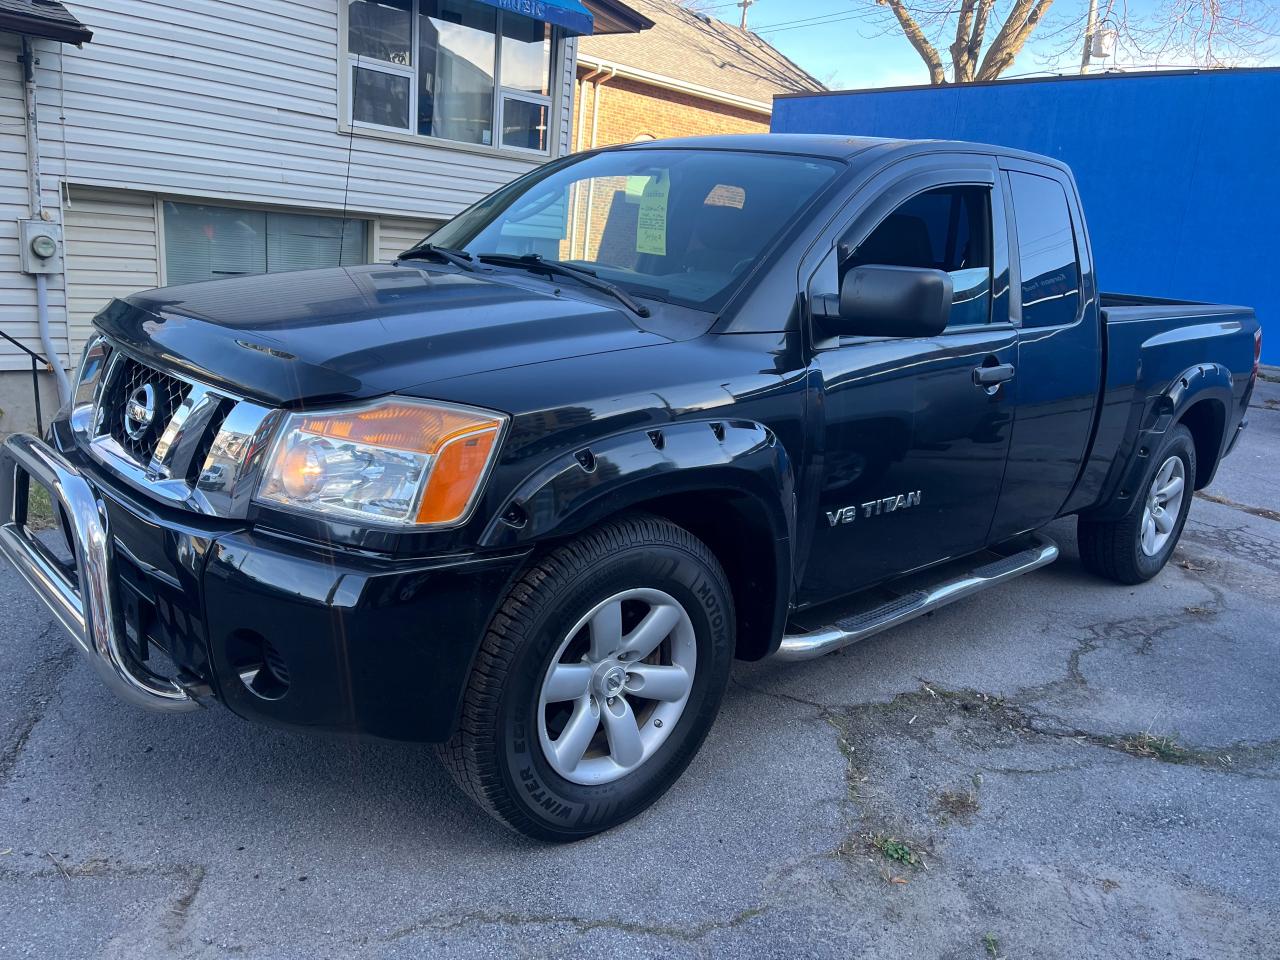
xmin=773 ymin=69 xmax=1279 ymax=363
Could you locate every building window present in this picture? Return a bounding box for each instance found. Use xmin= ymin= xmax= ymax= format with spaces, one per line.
xmin=346 ymin=0 xmax=556 ymax=153
xmin=163 ymin=202 xmax=369 ymax=286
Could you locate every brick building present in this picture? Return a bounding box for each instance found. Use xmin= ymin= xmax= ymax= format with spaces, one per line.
xmin=573 ymin=0 xmax=823 ymax=151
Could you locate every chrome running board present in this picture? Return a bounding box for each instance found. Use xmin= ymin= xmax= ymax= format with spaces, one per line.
xmin=775 ymin=533 xmax=1059 ymax=661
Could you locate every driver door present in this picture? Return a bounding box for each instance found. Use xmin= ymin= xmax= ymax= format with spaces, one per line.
xmin=799 ymin=158 xmax=1018 ymax=606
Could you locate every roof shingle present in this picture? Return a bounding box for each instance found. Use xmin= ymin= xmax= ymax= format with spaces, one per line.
xmin=580 ymin=0 xmax=824 ymax=104
xmin=0 ymin=0 xmax=92 ymax=44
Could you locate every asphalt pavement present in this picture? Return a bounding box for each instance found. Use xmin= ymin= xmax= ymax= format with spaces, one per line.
xmin=2 ymin=377 xmax=1278 ymax=959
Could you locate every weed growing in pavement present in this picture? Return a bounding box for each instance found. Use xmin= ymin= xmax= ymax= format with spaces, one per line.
xmin=934 ymin=774 xmax=982 ymax=824
xmin=1111 ymin=731 xmax=1197 ymax=764
xmin=870 ymin=833 xmax=920 ymax=867
xmin=26 ymin=484 xmax=55 ymax=530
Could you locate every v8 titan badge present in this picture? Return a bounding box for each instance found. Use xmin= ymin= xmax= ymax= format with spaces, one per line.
xmin=827 ymin=491 xmax=922 ymax=527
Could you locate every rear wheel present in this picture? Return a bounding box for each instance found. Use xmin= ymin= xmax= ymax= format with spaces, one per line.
xmin=438 ymin=514 xmax=734 ymax=841
xmin=1078 ymin=423 xmax=1197 ymax=584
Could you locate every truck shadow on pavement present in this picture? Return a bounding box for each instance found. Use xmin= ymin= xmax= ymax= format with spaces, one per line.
xmin=3 ymin=503 xmax=1279 ymax=956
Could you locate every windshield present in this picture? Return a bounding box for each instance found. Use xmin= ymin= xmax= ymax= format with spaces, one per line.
xmin=429 ymin=148 xmax=844 ymax=311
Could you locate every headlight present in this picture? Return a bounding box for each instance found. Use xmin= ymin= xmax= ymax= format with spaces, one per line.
xmin=68 ymin=335 xmax=111 ymax=435
xmin=256 ymin=398 xmax=506 ymax=528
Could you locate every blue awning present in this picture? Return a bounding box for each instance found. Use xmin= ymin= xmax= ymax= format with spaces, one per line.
xmin=473 ymin=0 xmax=594 ymax=36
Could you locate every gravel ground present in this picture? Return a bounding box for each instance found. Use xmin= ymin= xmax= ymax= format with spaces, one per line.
xmin=1 ymin=377 xmax=1277 ymax=959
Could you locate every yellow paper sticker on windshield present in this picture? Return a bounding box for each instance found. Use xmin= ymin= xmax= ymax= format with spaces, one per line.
xmin=636 ymin=174 xmax=670 ymax=256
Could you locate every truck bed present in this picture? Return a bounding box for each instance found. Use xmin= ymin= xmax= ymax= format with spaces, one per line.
xmin=1100 ymin=291 xmax=1255 ymax=321
xmin=1070 ymin=293 xmax=1260 ymax=517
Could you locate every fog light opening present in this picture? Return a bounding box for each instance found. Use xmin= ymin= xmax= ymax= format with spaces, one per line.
xmin=229 ymin=630 xmax=291 ymax=701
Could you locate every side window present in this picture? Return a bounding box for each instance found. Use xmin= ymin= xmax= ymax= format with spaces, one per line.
xmin=1008 ymin=172 xmax=1082 ymax=327
xmin=841 ymin=186 xmax=994 ymax=328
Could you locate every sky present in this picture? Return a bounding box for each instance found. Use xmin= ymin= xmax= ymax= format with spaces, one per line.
xmin=704 ymin=0 xmax=1278 ymax=90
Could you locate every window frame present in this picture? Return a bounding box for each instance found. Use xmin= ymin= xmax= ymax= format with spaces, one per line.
xmin=803 ymin=158 xmax=1013 ymax=350
xmin=1000 ymin=165 xmax=1087 ymax=330
xmin=838 ymin=183 xmax=996 ymax=326
xmin=341 ymin=0 xmax=562 ymax=157
xmin=157 ymin=196 xmax=374 ymax=286
xmin=350 ymin=57 xmax=416 ymax=136
xmin=498 ymin=89 xmax=554 ymax=152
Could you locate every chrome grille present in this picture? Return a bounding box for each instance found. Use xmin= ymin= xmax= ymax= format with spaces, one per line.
xmin=186 ymin=402 xmax=230 ymax=485
xmin=104 ymin=356 xmax=192 ymax=463
xmin=71 ymin=340 xmax=279 ymax=520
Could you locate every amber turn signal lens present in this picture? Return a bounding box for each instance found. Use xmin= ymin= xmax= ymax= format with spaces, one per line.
xmin=258 ymin=398 xmax=506 ymax=528
xmin=417 ymin=427 xmax=500 ymax=524
xmin=294 ymin=402 xmax=498 ymax=456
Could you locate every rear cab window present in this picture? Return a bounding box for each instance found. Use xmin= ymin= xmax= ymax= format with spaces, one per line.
xmin=1008 ymin=172 xmax=1083 ymax=327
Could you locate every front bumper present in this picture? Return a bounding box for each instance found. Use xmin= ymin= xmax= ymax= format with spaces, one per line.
xmin=0 ymin=433 xmax=529 ymax=741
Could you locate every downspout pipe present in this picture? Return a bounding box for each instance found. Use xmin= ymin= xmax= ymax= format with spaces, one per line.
xmin=580 ymin=66 xmax=615 ymax=259
xmin=568 ymin=66 xmax=604 ymax=259
xmin=575 ymin=65 xmax=603 ymax=152
xmin=22 ymin=35 xmax=71 ymax=406
xmin=589 ymin=65 xmax=616 ymax=150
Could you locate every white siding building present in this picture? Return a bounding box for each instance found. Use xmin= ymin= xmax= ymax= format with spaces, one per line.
xmin=0 ymin=0 xmax=648 ymax=431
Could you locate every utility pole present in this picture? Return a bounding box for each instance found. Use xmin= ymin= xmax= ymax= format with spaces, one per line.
xmin=738 ymin=0 xmax=755 ymax=30
xmin=1080 ymin=0 xmax=1099 ymax=73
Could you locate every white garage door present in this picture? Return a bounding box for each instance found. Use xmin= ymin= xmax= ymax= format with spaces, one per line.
xmin=64 ymin=187 xmax=160 ymax=360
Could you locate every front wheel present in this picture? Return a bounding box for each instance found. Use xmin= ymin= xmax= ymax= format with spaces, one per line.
xmin=1078 ymin=423 xmax=1197 ymax=584
xmin=438 ymin=514 xmax=735 ymax=841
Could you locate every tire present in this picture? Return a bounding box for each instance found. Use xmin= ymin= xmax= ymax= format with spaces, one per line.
xmin=437 ymin=513 xmax=735 ymax=841
xmin=1078 ymin=423 xmax=1197 ymax=585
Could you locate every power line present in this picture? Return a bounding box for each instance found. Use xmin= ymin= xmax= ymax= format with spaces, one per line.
xmin=756 ymin=10 xmax=882 ymax=34
xmin=756 ymin=7 xmax=864 ymax=30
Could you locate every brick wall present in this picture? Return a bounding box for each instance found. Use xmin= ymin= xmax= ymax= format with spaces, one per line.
xmin=571 ymin=71 xmax=770 ymax=151
xmin=561 ymin=71 xmax=773 ymax=263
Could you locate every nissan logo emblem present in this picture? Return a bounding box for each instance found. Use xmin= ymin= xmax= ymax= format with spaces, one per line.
xmin=123 ymin=383 xmax=157 ymax=440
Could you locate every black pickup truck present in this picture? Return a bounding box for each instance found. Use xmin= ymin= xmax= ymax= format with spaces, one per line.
xmin=1 ymin=135 xmax=1261 ymax=840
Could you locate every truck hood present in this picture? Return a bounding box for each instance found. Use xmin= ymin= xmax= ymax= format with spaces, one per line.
xmin=96 ymin=263 xmax=675 ymax=407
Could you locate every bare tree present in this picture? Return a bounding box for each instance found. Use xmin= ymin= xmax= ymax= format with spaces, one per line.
xmin=866 ymin=0 xmax=1278 ymax=84
xmin=1051 ymin=0 xmax=1280 ymax=72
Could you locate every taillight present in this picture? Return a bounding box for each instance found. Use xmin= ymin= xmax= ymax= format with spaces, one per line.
xmin=1254 ymin=328 xmax=1263 ymax=382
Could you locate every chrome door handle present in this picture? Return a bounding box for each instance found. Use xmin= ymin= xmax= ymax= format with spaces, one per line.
xmin=973 ymin=363 xmax=1016 ymax=386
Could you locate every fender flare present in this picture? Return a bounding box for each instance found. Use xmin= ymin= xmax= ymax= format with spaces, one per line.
xmin=1089 ymin=362 xmax=1234 ymax=520
xmin=481 ymin=419 xmax=796 ymax=551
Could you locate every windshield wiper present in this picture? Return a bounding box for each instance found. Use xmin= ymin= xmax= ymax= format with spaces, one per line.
xmin=397 ymin=243 xmax=477 ymax=272
xmin=476 ymin=253 xmax=651 ymax=318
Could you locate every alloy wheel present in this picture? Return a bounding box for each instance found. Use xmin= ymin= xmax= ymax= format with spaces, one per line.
xmin=1141 ymin=455 xmax=1187 ymax=557
xmin=537 ymin=588 xmax=697 ymax=786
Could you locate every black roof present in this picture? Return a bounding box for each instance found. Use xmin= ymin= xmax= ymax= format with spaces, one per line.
xmin=606 ymin=132 xmax=1073 ymax=175
xmin=0 ymin=0 xmax=92 ymax=44
xmin=611 ymin=133 xmax=900 ymax=159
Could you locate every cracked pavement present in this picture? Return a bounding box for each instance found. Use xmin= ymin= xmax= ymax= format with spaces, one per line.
xmin=2 ymin=377 xmax=1278 ymax=959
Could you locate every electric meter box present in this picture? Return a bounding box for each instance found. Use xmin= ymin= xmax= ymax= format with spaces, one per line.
xmin=19 ymin=219 xmax=63 ymax=275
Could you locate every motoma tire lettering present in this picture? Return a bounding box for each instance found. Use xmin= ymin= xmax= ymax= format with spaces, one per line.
xmin=695 ymin=579 xmax=725 ymax=632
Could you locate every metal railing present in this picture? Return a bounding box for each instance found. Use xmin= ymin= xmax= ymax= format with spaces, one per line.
xmin=0 ymin=330 xmax=49 ymax=436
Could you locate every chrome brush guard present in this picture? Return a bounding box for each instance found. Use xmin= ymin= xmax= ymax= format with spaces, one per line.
xmin=0 ymin=433 xmax=198 ymax=711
